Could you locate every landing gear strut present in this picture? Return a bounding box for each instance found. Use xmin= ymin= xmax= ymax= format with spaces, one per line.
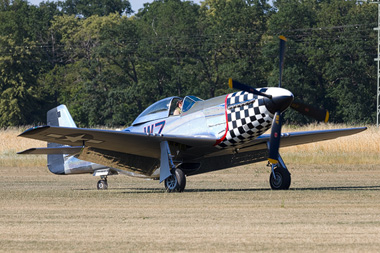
xmin=269 ymin=155 xmax=291 ymax=190
xmin=164 ymin=168 xmax=186 ymax=192
xmin=97 ymin=176 xmax=108 ymax=190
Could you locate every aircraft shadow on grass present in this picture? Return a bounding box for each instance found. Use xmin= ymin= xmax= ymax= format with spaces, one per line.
xmin=75 ymin=185 xmax=380 ymax=194
xmin=131 ymin=185 xmax=380 ymax=193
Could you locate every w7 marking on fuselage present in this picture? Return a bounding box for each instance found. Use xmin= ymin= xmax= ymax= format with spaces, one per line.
xmin=144 ymin=120 xmax=166 ymax=134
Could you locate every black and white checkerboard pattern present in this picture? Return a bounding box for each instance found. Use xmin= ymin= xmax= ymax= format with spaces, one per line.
xmin=217 ymin=91 xmax=273 ymax=148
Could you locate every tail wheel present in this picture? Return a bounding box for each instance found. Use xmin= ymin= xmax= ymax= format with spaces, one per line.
xmin=97 ymin=179 xmax=108 ymax=190
xmin=164 ymin=168 xmax=186 ymax=192
xmin=269 ymin=166 xmax=291 ymax=190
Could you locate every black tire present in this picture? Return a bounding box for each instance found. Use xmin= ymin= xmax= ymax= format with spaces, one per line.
xmin=97 ymin=179 xmax=108 ymax=190
xmin=269 ymin=166 xmax=291 ymax=190
xmin=164 ymin=168 xmax=186 ymax=192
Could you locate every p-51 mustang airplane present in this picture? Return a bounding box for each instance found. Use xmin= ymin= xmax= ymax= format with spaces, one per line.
xmin=18 ymin=36 xmax=366 ymax=192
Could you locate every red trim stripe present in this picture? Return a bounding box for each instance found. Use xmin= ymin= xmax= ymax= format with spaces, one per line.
xmin=213 ymin=94 xmax=229 ymax=146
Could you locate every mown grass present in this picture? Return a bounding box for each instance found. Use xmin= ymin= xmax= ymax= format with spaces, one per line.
xmin=1 ymin=164 xmax=380 ymax=252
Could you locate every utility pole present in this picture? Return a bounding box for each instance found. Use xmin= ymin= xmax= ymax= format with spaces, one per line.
xmin=369 ymin=1 xmax=380 ymax=126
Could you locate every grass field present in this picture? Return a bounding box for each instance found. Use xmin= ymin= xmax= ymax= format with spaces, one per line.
xmin=1 ymin=125 xmax=380 ymax=252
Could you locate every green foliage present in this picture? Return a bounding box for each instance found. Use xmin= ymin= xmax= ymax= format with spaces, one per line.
xmin=308 ymin=0 xmax=377 ymax=123
xmin=0 ymin=0 xmax=377 ymax=126
xmin=60 ymin=0 xmax=132 ymax=17
xmin=0 ymin=37 xmax=42 ymax=126
xmin=198 ymin=0 xmax=272 ymax=97
xmin=267 ymin=0 xmax=376 ymax=124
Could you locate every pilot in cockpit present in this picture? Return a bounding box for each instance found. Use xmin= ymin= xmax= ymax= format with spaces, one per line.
xmin=173 ymin=99 xmax=183 ymax=115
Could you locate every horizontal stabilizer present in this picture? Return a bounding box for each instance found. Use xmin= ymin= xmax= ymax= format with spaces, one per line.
xmin=18 ymin=146 xmax=83 ymax=155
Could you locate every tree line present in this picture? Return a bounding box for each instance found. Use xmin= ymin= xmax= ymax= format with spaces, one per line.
xmin=0 ymin=0 xmax=377 ymax=127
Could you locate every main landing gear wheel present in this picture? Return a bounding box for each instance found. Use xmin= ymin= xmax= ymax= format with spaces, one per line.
xmin=164 ymin=168 xmax=186 ymax=193
xmin=97 ymin=179 xmax=108 ymax=190
xmin=269 ymin=166 xmax=291 ymax=190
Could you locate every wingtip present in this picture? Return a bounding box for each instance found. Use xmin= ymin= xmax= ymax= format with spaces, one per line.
xmin=18 ymin=125 xmax=50 ymax=137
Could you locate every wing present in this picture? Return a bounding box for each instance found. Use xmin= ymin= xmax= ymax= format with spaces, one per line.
xmin=279 ymin=127 xmax=367 ymax=147
xmin=237 ymin=127 xmax=367 ymax=153
xmin=18 ymin=126 xmax=217 ymax=158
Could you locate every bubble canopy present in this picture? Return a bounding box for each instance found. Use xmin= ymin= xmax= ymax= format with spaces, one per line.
xmin=131 ymin=96 xmax=203 ymax=126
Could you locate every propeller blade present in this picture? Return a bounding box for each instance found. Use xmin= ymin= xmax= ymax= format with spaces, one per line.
xmin=267 ymin=36 xmax=286 ymax=164
xmin=278 ymin=35 xmax=287 ymax=88
xmin=228 ymin=78 xmax=272 ymax=99
xmin=268 ymin=111 xmax=282 ymax=164
xmin=290 ymin=101 xmax=329 ymax=123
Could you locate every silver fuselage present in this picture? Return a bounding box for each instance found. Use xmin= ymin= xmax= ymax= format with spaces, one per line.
xmin=60 ymin=87 xmax=294 ymax=178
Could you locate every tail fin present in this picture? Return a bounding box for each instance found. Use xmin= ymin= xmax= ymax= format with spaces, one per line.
xmin=47 ymin=105 xmax=77 ymax=128
xmin=47 ymin=105 xmax=76 ymax=174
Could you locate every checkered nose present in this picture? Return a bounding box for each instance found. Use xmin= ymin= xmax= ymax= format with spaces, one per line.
xmin=263 ymin=88 xmax=294 ymax=114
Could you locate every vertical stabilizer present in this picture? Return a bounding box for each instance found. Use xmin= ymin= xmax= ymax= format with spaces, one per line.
xmin=47 ymin=105 xmax=76 ymax=174
xmin=47 ymin=105 xmax=77 ymax=128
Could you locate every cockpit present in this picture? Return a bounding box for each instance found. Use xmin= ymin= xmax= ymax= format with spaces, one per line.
xmin=132 ymin=96 xmax=203 ymax=126
xmin=182 ymin=95 xmax=203 ymax=113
